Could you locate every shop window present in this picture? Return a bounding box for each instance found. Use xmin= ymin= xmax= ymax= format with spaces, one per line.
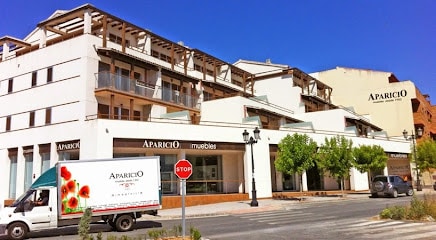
xmin=23 ymin=150 xmax=34 ymax=191
xmin=58 ymin=151 xmax=79 ymax=161
xmin=186 ymin=155 xmax=222 ymax=194
xmin=8 ymin=150 xmax=18 ymax=199
xmin=32 ymin=71 xmax=37 ymax=87
xmin=157 ymin=154 xmax=178 ymax=194
xmin=40 ymin=144 xmax=51 ymax=174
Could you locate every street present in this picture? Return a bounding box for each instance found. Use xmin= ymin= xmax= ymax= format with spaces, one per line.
xmin=9 ymin=194 xmax=436 ymax=240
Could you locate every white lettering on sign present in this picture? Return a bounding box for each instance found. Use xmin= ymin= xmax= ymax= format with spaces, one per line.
xmin=390 ymin=153 xmax=408 ymax=158
xmin=191 ymin=143 xmax=217 ymax=150
xmin=57 ymin=141 xmax=80 ymax=151
xmin=176 ymin=167 xmax=192 ymax=172
xmin=143 ymin=140 xmax=180 ymax=149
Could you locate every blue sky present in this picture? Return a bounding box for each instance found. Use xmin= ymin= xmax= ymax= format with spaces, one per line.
xmin=2 ymin=1 xmax=435 ymax=103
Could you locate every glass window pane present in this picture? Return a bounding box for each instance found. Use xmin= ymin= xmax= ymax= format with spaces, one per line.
xmin=9 ymin=156 xmax=18 ymax=198
xmin=24 ymin=154 xmax=33 ymax=191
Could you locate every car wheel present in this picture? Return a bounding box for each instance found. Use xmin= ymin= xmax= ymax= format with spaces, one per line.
xmin=374 ymin=181 xmax=384 ymax=191
xmin=406 ymin=188 xmax=414 ymax=196
xmin=392 ymin=189 xmax=398 ymax=198
xmin=115 ymin=214 xmax=134 ymax=232
xmin=7 ymin=222 xmax=28 ymax=240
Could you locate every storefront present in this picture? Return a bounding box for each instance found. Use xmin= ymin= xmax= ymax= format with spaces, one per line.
xmin=113 ymin=138 xmax=246 ymax=195
xmin=387 ymin=152 xmax=412 ymax=181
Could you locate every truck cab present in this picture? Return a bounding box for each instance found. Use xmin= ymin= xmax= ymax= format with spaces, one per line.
xmin=0 ymin=187 xmax=58 ymax=240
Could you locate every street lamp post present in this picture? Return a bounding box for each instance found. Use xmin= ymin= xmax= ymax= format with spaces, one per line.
xmin=403 ymin=128 xmax=423 ymax=191
xmin=243 ymin=127 xmax=261 ymax=207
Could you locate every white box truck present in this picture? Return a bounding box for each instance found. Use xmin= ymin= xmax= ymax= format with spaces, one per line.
xmin=0 ymin=156 xmax=162 ymax=240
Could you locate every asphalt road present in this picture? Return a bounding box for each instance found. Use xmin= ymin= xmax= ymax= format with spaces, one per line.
xmin=15 ymin=194 xmax=436 ymax=240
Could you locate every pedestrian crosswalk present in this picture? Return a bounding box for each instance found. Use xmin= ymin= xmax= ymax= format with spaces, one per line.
xmin=233 ymin=210 xmax=436 ymax=239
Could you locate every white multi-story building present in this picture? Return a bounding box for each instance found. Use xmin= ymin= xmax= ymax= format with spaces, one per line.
xmin=0 ymin=4 xmax=410 ymax=209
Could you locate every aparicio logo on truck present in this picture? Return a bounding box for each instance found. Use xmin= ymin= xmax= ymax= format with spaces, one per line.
xmin=0 ymin=156 xmax=162 ymax=240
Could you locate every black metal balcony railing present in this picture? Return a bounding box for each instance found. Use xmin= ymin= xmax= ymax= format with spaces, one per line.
xmin=96 ymin=72 xmax=199 ymax=108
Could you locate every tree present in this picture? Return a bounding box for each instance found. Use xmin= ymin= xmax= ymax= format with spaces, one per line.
xmin=275 ymin=133 xmax=318 ymax=192
xmin=416 ymin=139 xmax=436 ymax=173
xmin=353 ymin=144 xmax=388 ymax=183
xmin=317 ymin=135 xmax=354 ymax=192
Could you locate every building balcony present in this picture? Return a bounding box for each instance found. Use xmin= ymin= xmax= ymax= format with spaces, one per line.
xmin=95 ymin=71 xmax=199 ymax=109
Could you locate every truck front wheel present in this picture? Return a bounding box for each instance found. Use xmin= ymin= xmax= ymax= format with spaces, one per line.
xmin=115 ymin=214 xmax=134 ymax=232
xmin=8 ymin=222 xmax=28 ymax=240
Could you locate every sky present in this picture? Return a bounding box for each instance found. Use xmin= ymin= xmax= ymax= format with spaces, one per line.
xmin=1 ymin=0 xmax=435 ymax=103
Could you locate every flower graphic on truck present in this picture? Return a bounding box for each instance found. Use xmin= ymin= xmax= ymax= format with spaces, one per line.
xmin=60 ymin=166 xmax=90 ymax=214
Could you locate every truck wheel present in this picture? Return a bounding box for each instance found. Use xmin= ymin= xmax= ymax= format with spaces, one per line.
xmin=392 ymin=189 xmax=398 ymax=198
xmin=8 ymin=222 xmax=28 ymax=240
xmin=115 ymin=214 xmax=134 ymax=232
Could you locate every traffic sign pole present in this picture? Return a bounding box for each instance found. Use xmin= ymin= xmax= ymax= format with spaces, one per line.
xmin=174 ymin=159 xmax=192 ymax=239
xmin=182 ymin=179 xmax=186 ymax=238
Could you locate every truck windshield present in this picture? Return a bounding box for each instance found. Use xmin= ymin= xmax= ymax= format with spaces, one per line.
xmin=10 ymin=190 xmax=35 ymax=207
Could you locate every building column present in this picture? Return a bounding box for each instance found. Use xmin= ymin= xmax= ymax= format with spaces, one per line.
xmin=302 ymin=171 xmax=308 ymax=192
xmin=2 ymin=42 xmax=9 ymax=61
xmin=32 ymin=144 xmax=41 ymax=182
xmin=39 ymin=27 xmax=47 ymax=49
xmin=83 ymin=8 xmax=92 ymax=34
xmin=16 ymin=147 xmax=25 ymax=197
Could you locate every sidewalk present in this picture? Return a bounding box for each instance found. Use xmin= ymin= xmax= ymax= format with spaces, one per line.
xmin=141 ymin=192 xmax=372 ymax=221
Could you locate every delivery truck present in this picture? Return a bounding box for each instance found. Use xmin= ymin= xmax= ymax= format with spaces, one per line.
xmin=0 ymin=156 xmax=162 ymax=240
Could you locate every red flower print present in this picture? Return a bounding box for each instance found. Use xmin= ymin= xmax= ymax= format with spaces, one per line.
xmin=67 ymin=197 xmax=79 ymax=209
xmin=66 ymin=180 xmax=76 ymax=193
xmin=79 ymin=185 xmax=90 ymax=198
xmin=61 ymin=185 xmax=69 ymax=200
xmin=61 ymin=166 xmax=71 ymax=181
xmin=61 ymin=202 xmax=65 ymax=213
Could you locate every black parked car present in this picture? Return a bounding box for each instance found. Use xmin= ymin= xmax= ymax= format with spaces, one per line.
xmin=371 ymin=175 xmax=414 ymax=198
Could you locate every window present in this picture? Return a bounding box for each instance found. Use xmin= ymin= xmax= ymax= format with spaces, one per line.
xmin=41 ymin=152 xmax=51 ymax=174
xmin=157 ymin=154 xmax=178 ymax=194
xmin=8 ymin=149 xmax=18 ymax=199
xmin=8 ymin=78 xmax=13 ymax=93
xmin=45 ymin=108 xmax=52 ymax=124
xmin=186 ymin=155 xmax=223 ymax=193
xmin=47 ymin=67 xmax=53 ymax=83
xmin=23 ymin=148 xmax=34 ymax=191
xmin=32 ymin=71 xmax=37 ymax=87
xmin=6 ymin=116 xmax=11 ymax=131
xmin=29 ymin=111 xmax=35 ymax=127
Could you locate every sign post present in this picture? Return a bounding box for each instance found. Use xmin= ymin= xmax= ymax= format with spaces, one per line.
xmin=174 ymin=159 xmax=193 ymax=238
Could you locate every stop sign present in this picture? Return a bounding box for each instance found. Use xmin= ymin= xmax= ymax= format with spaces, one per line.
xmin=174 ymin=159 xmax=193 ymax=179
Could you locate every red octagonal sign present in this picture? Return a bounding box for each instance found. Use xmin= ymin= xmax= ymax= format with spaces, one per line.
xmin=174 ymin=159 xmax=193 ymax=179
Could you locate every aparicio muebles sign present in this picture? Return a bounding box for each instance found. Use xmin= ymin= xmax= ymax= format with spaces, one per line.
xmin=113 ymin=138 xmax=245 ymax=151
xmin=368 ymin=89 xmax=407 ymax=103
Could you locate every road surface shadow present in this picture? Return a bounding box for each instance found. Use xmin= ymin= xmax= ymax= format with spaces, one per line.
xmin=0 ymin=220 xmax=162 ymax=239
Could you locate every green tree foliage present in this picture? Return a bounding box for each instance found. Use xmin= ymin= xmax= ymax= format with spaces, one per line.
xmin=317 ymin=135 xmax=354 ymax=191
xmin=353 ymin=144 xmax=387 ymax=176
xmin=416 ymin=139 xmax=436 ymax=172
xmin=275 ymin=133 xmax=318 ymax=190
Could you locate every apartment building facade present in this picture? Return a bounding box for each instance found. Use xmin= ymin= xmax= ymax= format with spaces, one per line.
xmin=0 ymin=4 xmax=410 ymax=208
xmin=312 ymin=67 xmax=436 ymax=185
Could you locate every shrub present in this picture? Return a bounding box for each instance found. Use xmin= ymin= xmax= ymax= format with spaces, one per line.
xmin=78 ymin=208 xmax=92 ymax=240
xmin=379 ymin=194 xmax=436 ymax=221
xmin=190 ymin=226 xmax=202 ymax=240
